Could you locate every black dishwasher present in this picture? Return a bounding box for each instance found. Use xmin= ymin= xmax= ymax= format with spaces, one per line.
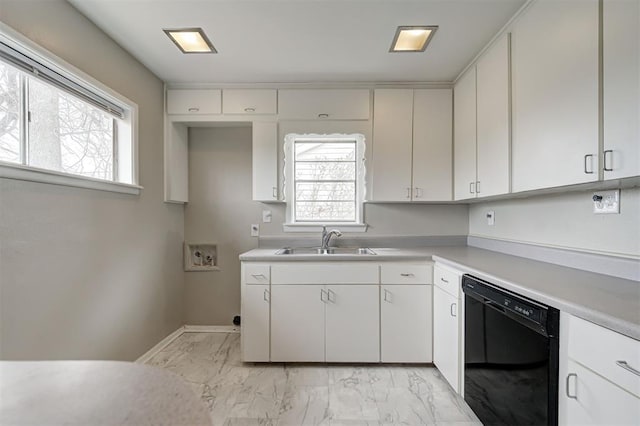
xmin=462 ymin=275 xmax=559 ymax=426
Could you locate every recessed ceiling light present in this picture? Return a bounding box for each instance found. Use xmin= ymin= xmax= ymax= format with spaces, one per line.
xmin=163 ymin=28 xmax=217 ymax=54
xmin=390 ymin=26 xmax=438 ymax=53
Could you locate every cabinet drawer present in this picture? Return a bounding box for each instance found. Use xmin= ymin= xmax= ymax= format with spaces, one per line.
xmin=244 ymin=264 xmax=270 ymax=284
xmin=380 ymin=263 xmax=432 ymax=285
xmin=278 ymin=89 xmax=370 ymax=120
xmin=223 ymin=89 xmax=277 ymax=114
xmin=271 ymin=262 xmax=378 ymax=285
xmin=433 ymin=264 xmax=461 ymax=298
xmin=167 ymin=89 xmax=221 ymax=114
xmin=568 ymin=314 xmax=640 ymax=398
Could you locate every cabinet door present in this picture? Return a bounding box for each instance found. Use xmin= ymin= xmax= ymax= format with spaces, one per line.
xmin=433 ymin=286 xmax=460 ymax=392
xmin=277 ymin=89 xmax=370 ymax=120
xmin=380 ymin=285 xmax=432 ymax=363
xmin=371 ymin=89 xmax=414 ymax=201
xmin=564 ymin=359 xmax=640 ymax=425
xmin=476 ymin=34 xmax=510 ymax=197
xmin=603 ymin=0 xmax=640 ymax=179
xmin=223 ymin=89 xmax=277 ymax=115
xmin=241 ymin=284 xmax=270 ymax=362
xmin=166 ymin=89 xmax=221 ymax=115
xmin=252 ymin=121 xmax=279 ymax=201
xmin=413 ymin=89 xmax=453 ymax=201
xmin=511 ymin=0 xmax=599 ymax=192
xmin=453 ymin=68 xmax=478 ymax=201
xmin=270 ymin=285 xmax=325 ymax=362
xmin=325 ymin=285 xmax=379 ymax=363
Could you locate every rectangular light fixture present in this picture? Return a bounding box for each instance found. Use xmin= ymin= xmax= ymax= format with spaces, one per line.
xmin=390 ymin=26 xmax=438 ymax=52
xmin=163 ymin=28 xmax=217 ymax=54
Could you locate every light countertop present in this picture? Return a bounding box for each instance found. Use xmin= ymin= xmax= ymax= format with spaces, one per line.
xmin=240 ymin=246 xmax=640 ymax=340
xmin=0 ymin=361 xmax=212 ymax=425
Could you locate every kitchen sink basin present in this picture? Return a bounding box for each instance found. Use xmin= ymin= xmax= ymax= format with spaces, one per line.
xmin=275 ymin=247 xmax=376 ymax=255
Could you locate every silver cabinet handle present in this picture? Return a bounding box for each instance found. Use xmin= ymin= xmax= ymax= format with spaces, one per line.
xmin=476 ymin=181 xmax=481 ymax=194
xmin=414 ymin=187 xmax=422 ymax=198
xmin=263 ymin=289 xmax=270 ymax=302
xmin=440 ymin=277 xmax=449 ymax=284
xmin=188 ymin=107 xmax=200 ymax=112
xmin=383 ymin=289 xmax=392 ymax=303
xmin=616 ymin=360 xmax=640 ymax=377
xmin=251 ymin=274 xmax=266 ymax=279
xmin=327 ymin=289 xmax=336 ymax=303
xmin=244 ymin=107 xmax=256 ymax=112
xmin=272 ymin=186 xmax=278 ymax=199
xmin=406 ymin=187 xmax=411 ymax=199
xmin=450 ymin=303 xmax=457 ymax=317
xmin=469 ymin=182 xmax=475 ymax=194
xmin=400 ymin=273 xmax=414 ymax=277
xmin=584 ymin=154 xmax=595 ymax=174
xmin=604 ymin=150 xmax=614 ymax=172
xmin=320 ymin=289 xmax=328 ymax=302
xmin=566 ymin=373 xmax=578 ymax=399
xmin=318 ymin=113 xmax=329 ymax=118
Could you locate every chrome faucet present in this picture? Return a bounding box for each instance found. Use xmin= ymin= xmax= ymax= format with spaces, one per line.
xmin=321 ymin=226 xmax=342 ymax=250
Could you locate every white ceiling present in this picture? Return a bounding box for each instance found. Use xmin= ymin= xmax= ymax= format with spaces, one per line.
xmin=68 ymin=0 xmax=526 ymax=84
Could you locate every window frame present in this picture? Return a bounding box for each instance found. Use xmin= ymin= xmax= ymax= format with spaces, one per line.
xmin=0 ymin=23 xmax=141 ymax=195
xmin=283 ymin=133 xmax=368 ymax=232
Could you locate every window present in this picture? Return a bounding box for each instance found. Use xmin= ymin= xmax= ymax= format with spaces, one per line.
xmin=0 ymin=29 xmax=138 ymax=194
xmin=284 ymin=133 xmax=367 ymax=230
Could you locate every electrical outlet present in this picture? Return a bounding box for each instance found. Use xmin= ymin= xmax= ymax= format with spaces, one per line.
xmin=250 ymin=224 xmax=260 ymax=237
xmin=593 ymin=190 xmax=620 ymax=214
xmin=262 ymin=210 xmax=272 ymax=223
xmin=486 ymin=210 xmax=495 ymax=226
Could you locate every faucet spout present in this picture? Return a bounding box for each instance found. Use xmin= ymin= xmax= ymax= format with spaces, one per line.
xmin=321 ymin=226 xmax=342 ymax=249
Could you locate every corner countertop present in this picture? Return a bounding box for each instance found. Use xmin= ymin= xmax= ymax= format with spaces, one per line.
xmin=0 ymin=361 xmax=212 ymax=425
xmin=239 ymin=246 xmax=640 ymax=340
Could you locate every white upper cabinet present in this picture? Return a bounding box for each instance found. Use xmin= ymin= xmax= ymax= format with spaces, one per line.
xmin=413 ymin=89 xmax=453 ymax=201
xmin=476 ymin=34 xmax=511 ymax=197
xmin=371 ymin=89 xmax=414 ymax=201
xmin=371 ymin=89 xmax=452 ymax=202
xmin=166 ymin=89 xmax=222 ymax=115
xmin=603 ymin=0 xmax=640 ymax=179
xmin=222 ymin=89 xmax=277 ymax=115
xmin=252 ymin=121 xmax=279 ymax=201
xmin=454 ymin=67 xmax=477 ymax=201
xmin=277 ymin=89 xmax=370 ymax=120
xmin=511 ymin=0 xmax=599 ymax=192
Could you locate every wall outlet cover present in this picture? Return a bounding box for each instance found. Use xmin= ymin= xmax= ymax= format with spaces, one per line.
xmin=262 ymin=210 xmax=272 ymax=223
xmin=593 ymin=190 xmax=620 ymax=215
xmin=251 ymin=224 xmax=260 ymax=237
xmin=486 ymin=210 xmax=495 ymax=226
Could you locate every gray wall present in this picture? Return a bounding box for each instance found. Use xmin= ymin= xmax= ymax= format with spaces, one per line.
xmin=469 ymin=187 xmax=640 ymax=258
xmin=184 ymin=127 xmax=469 ymax=325
xmin=0 ymin=1 xmax=185 ymax=360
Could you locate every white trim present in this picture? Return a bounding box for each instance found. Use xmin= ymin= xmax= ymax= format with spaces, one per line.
xmin=183 ymin=325 xmax=240 ymax=333
xmin=0 ymin=162 xmax=143 ymax=195
xmin=136 ymin=326 xmax=185 ymax=364
xmin=282 ymin=223 xmax=368 ymax=233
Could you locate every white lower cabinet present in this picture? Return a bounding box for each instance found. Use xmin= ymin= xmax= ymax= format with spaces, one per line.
xmin=325 ymin=285 xmax=379 ymax=362
xmin=380 ymin=284 xmax=432 ymax=363
xmin=433 ymin=286 xmax=460 ymax=392
xmin=241 ymin=284 xmax=271 ymax=362
xmin=270 ymin=285 xmax=326 ymax=362
xmin=560 ymin=312 xmax=640 ymax=425
xmin=564 ymin=359 xmax=640 ymax=425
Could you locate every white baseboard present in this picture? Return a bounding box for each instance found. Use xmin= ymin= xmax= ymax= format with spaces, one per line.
xmin=183 ymin=325 xmax=240 ymax=333
xmin=136 ymin=326 xmax=185 ymax=364
xmin=135 ymin=325 xmax=240 ymax=364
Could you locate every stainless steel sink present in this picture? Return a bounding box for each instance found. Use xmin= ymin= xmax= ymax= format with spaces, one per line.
xmin=275 ymin=247 xmax=376 ymax=255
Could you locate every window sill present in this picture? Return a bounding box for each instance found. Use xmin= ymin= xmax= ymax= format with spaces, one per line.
xmin=283 ymin=223 xmax=368 ymax=233
xmin=0 ymin=162 xmax=143 ymax=195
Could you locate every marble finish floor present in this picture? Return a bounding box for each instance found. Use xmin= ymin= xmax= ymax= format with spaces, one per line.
xmin=147 ymin=332 xmax=481 ymax=426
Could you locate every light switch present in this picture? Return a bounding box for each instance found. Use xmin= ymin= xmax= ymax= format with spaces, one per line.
xmin=262 ymin=210 xmax=272 ymax=223
xmin=250 ymin=224 xmax=259 ymax=237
